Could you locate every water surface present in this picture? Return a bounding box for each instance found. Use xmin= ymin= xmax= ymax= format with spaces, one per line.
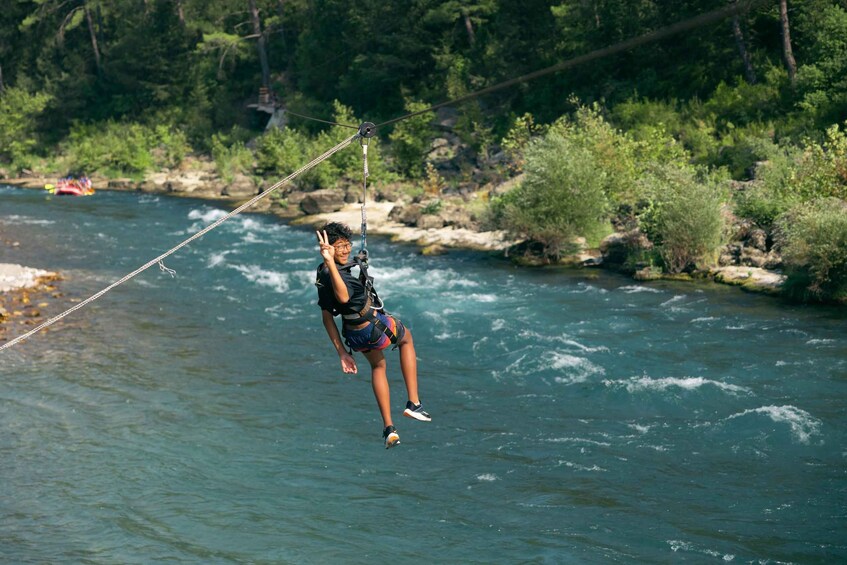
xmin=2 ymin=186 xmax=846 ymax=562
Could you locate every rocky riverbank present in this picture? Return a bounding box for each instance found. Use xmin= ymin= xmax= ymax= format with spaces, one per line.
xmin=2 ymin=164 xmax=788 ymax=298
xmin=0 ymin=262 xmax=61 ymax=340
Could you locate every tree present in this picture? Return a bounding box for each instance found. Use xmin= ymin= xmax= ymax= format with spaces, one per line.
xmin=779 ymin=0 xmax=797 ymax=83
xmin=423 ymin=0 xmax=497 ymax=46
xmin=21 ymin=0 xmax=105 ymax=77
xmin=248 ymin=0 xmax=271 ymax=89
xmin=731 ymin=12 xmax=757 ymax=84
xmin=0 ymin=87 xmax=52 ymax=170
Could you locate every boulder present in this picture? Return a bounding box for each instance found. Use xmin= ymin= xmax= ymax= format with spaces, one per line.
xmin=388 ymin=203 xmax=423 ymax=226
xmin=273 ymin=191 xmax=308 ymax=219
xmin=633 ymin=266 xmax=663 ymax=281
xmin=429 ymin=137 xmax=456 ymax=161
xmin=108 ymin=178 xmax=136 ymax=191
xmin=167 ymin=179 xmax=190 ymax=193
xmin=740 ymin=247 xmax=767 ymax=268
xmin=747 ymin=228 xmax=768 ymax=251
xmin=711 ymin=266 xmax=786 ymax=294
xmin=764 ymin=251 xmax=783 ymax=270
xmin=421 ymin=244 xmax=447 ymax=256
xmin=435 ymin=108 xmax=459 ymax=129
xmin=600 ymin=229 xmax=652 ymax=265
xmin=719 ymin=243 xmax=742 ymax=266
xmin=343 ymin=188 xmax=360 ymax=204
xmin=222 ymin=174 xmax=256 ymax=198
xmin=487 ymin=173 xmax=524 ymax=198
xmin=439 ymin=206 xmax=478 ymax=230
xmin=417 ymin=214 xmax=445 ymax=230
xmin=300 ymin=188 xmax=345 ymax=215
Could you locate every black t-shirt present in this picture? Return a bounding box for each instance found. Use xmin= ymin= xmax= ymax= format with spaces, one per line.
xmin=315 ymin=262 xmax=369 ymax=317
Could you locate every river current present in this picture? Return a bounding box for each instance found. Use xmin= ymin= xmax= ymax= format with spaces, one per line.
xmin=1 ymin=185 xmax=846 ymax=563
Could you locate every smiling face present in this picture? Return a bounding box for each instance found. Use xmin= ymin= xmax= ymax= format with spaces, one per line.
xmin=332 ymin=238 xmax=353 ymax=264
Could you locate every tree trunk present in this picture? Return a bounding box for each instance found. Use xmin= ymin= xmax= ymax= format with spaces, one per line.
xmin=176 ymin=0 xmax=186 ymax=26
xmin=84 ymin=4 xmax=103 ymax=76
xmin=248 ymin=0 xmax=271 ymax=89
xmin=779 ymin=0 xmax=797 ymax=83
xmin=462 ymin=10 xmax=476 ymax=45
xmin=0 ymin=63 xmax=4 ymax=93
xmin=731 ymin=15 xmax=756 ymax=84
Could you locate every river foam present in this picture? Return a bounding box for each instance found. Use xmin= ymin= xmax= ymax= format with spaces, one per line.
xmin=604 ymin=376 xmax=750 ymax=395
xmin=725 ymin=405 xmax=822 ymax=444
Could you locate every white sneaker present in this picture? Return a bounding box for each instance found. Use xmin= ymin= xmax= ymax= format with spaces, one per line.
xmin=403 ymin=401 xmax=432 ymax=422
xmin=383 ymin=425 xmax=400 ymax=449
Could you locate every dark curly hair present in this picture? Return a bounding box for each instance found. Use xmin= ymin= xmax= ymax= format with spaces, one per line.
xmin=320 ymin=222 xmax=353 ymax=244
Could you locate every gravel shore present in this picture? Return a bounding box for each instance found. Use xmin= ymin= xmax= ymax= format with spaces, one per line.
xmin=0 ymin=263 xmax=56 ymax=292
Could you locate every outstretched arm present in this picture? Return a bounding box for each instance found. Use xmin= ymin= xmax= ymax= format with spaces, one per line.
xmin=321 ymin=309 xmax=357 ymax=374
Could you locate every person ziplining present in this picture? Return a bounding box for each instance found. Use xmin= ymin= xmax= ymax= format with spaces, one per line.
xmin=315 ymin=223 xmax=430 ymax=449
xmin=314 ymin=123 xmax=429 ymax=449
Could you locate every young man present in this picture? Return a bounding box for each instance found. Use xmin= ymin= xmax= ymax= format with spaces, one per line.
xmin=315 ymin=222 xmax=431 ymax=448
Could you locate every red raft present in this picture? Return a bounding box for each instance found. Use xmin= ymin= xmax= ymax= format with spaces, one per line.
xmin=50 ymin=177 xmax=95 ymax=196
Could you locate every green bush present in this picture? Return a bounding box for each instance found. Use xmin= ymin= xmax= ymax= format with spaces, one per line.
xmin=211 ymin=131 xmax=253 ymax=183
xmin=256 ymin=101 xmax=392 ymax=190
xmin=612 ymin=97 xmax=719 ymax=165
xmin=495 ymin=113 xmax=616 ymax=259
xmin=733 ymin=143 xmax=804 ymax=228
xmin=441 ymin=54 xmax=493 ymax=154
xmin=64 ymin=121 xmax=153 ymax=175
xmin=493 ymin=104 xmax=700 ymax=260
xmin=775 ymin=197 xmax=847 ymax=303
xmin=791 ymin=123 xmax=847 ymax=201
xmin=153 ymin=124 xmax=190 ymax=169
xmin=0 ymin=87 xmax=52 ymax=171
xmin=61 ymin=120 xmax=191 ymax=176
xmin=708 ymin=123 xmax=780 ymax=180
xmin=500 ymin=113 xmax=547 ymax=173
xmin=700 ymin=74 xmax=786 ymax=132
xmin=388 ymin=98 xmax=436 ymax=178
xmin=255 ymin=125 xmax=325 ymax=188
xmin=640 ymin=166 xmax=727 ymax=274
xmin=734 ymin=122 xmax=847 ymax=227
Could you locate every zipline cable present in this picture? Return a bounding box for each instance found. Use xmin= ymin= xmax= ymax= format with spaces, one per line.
xmin=0 ymin=133 xmax=360 ymax=353
xmin=285 ymin=109 xmax=359 ymax=129
xmin=376 ymin=0 xmax=767 ymax=129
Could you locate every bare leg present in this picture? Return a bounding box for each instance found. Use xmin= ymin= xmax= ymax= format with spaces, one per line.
xmin=397 ymin=329 xmax=420 ymax=405
xmin=363 ymin=349 xmax=392 ymax=428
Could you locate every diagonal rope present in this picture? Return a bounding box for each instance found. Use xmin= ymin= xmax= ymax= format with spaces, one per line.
xmin=285 ymin=109 xmax=359 ymax=129
xmin=0 ymin=133 xmax=359 ymax=353
xmin=375 ymin=0 xmax=767 ymax=129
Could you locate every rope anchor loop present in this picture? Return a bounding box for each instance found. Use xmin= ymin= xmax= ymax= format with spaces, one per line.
xmin=158 ymin=261 xmax=177 ymax=277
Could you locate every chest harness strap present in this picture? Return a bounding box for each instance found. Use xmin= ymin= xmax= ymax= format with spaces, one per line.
xmin=337 ymin=255 xmax=399 ymax=346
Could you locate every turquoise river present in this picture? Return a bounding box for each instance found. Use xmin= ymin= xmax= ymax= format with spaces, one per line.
xmin=1 ymin=185 xmax=846 ymax=563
